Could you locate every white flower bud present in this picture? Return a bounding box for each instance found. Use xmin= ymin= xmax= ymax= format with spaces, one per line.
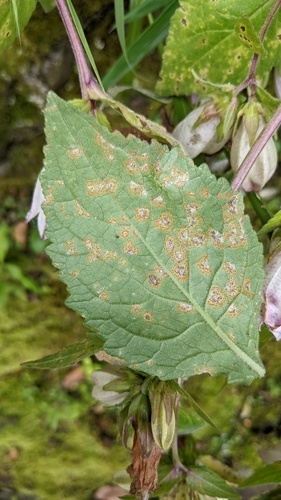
xmin=173 ymin=103 xmax=230 ymax=158
xmin=260 ymin=233 xmax=281 ymax=340
xmin=231 ymin=115 xmax=277 ymax=192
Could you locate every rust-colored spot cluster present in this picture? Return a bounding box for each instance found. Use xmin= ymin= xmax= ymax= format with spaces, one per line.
xmin=147 ymin=274 xmax=161 ymax=288
xmin=99 ymin=290 xmax=109 ymax=302
xmin=227 ymin=304 xmax=240 ymax=318
xmin=197 ymin=255 xmax=211 ymax=275
xmin=86 ymin=178 xmax=118 ymax=196
xmin=225 ymin=278 xmax=239 ymax=298
xmin=189 ymin=233 xmax=207 ymax=247
xmin=135 ymin=207 xmax=150 ymax=222
xmin=162 ymin=168 xmax=189 ymax=189
xmin=67 ymin=147 xmax=83 ymax=159
xmin=151 ymin=195 xmax=165 ymax=207
xmin=242 ymin=277 xmax=254 ymax=297
xmin=122 ymin=240 xmax=140 ymax=255
xmin=173 ymin=264 xmax=188 ymax=281
xmin=74 ymin=200 xmax=90 ymax=218
xmin=131 ymin=304 xmax=141 ymax=314
xmin=143 ymin=311 xmax=153 ymax=322
xmin=225 ymin=219 xmax=247 ymax=248
xmin=176 ymin=302 xmax=193 ymax=313
xmin=207 ymin=286 xmax=226 ymax=308
xmin=84 ymin=238 xmax=101 ymax=260
xmin=222 ymin=262 xmax=237 ymax=275
xmin=155 ymin=212 xmax=174 ymax=231
xmin=65 ymin=240 xmax=78 ymax=256
xmin=124 ymin=158 xmax=139 ymax=175
xmin=70 ymin=270 xmax=79 ymax=277
xmin=128 ymin=181 xmax=148 ymax=197
xmin=43 ymin=187 xmax=55 ymax=206
xmin=208 ymin=229 xmax=224 ymax=248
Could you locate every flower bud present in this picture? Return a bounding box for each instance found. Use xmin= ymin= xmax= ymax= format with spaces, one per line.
xmin=260 ymin=232 xmax=281 ymax=340
xmin=231 ymin=105 xmax=277 ymax=192
xmin=149 ymin=380 xmax=177 ymax=451
xmin=172 ymin=101 xmax=231 ymax=158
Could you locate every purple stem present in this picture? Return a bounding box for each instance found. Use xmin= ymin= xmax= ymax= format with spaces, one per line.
xmin=231 ymin=106 xmax=281 ymax=191
xmin=56 ymin=0 xmax=98 ymax=100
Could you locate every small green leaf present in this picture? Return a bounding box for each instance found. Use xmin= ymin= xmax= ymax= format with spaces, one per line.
xmin=256 ymin=86 xmax=281 ymax=121
xmin=38 ymin=0 xmax=56 ymax=13
xmin=157 ymin=0 xmax=281 ymax=96
xmin=0 ymin=0 xmax=36 ymax=54
xmin=186 ymin=466 xmax=241 ymax=498
xmin=240 ymin=462 xmax=281 ymax=487
xmin=258 ymin=210 xmax=281 ymax=235
xmin=22 ymin=335 xmax=104 ymax=369
xmin=235 ymin=16 xmax=266 ymax=56
xmin=175 ymin=384 xmax=218 ymax=430
xmin=42 ymin=92 xmax=265 ymax=384
xmin=88 ymin=86 xmax=179 ymax=145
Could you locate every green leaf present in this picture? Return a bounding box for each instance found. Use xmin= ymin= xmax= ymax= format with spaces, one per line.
xmin=157 ymin=0 xmax=281 ymax=96
xmin=235 ymin=16 xmax=266 ymax=56
xmin=258 ymin=210 xmax=281 ymax=235
xmin=41 ymin=92 xmax=265 ymax=383
xmin=0 ymin=0 xmax=36 ymax=54
xmin=186 ymin=466 xmax=241 ymax=498
xmin=22 ymin=335 xmax=104 ymax=369
xmin=175 ymin=383 xmax=218 ymax=429
xmin=240 ymin=462 xmax=281 ymax=487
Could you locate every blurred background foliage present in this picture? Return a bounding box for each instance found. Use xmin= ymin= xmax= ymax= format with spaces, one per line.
xmin=0 ymin=1 xmax=281 ymax=499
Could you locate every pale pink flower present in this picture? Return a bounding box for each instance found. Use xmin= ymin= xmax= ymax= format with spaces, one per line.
xmin=260 ymin=234 xmax=281 ymax=340
xmin=26 ymin=173 xmax=47 ymax=239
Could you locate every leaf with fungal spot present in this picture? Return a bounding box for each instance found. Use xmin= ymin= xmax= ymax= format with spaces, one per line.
xmin=41 ymin=92 xmax=264 ymax=384
xmin=157 ymin=0 xmax=281 ymax=96
xmin=0 ymin=0 xmax=36 ymax=55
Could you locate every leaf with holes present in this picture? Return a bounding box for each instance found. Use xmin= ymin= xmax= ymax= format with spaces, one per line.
xmin=41 ymin=92 xmax=264 ymax=384
xmin=156 ymin=0 xmax=281 ymax=96
xmin=0 ymin=0 xmax=36 ymax=54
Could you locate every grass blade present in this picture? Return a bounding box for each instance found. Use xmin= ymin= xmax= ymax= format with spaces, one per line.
xmin=103 ymin=0 xmax=178 ymax=89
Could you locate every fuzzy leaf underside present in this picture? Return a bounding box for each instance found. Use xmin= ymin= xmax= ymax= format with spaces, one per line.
xmin=0 ymin=0 xmax=36 ymax=54
xmin=157 ymin=0 xmax=281 ymax=96
xmin=42 ymin=92 xmax=264 ymax=383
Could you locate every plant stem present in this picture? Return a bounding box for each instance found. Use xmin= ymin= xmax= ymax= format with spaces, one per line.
xmin=234 ymin=0 xmax=281 ymax=98
xmin=231 ymin=106 xmax=281 ymax=191
xmin=56 ymin=0 xmax=101 ymax=101
xmin=260 ymin=0 xmax=281 ymax=42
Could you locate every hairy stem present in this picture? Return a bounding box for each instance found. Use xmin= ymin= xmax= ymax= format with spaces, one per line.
xmin=56 ymin=0 xmax=100 ymax=101
xmin=231 ymin=106 xmax=281 ymax=191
